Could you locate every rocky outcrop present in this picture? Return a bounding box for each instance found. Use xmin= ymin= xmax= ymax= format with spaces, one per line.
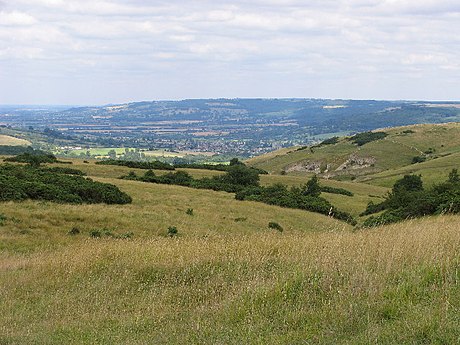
xmin=336 ymin=154 xmax=376 ymax=171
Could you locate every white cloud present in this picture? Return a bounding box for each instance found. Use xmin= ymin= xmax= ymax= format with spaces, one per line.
xmin=1 ymin=0 xmax=460 ymax=104
xmin=0 ymin=11 xmax=36 ymax=25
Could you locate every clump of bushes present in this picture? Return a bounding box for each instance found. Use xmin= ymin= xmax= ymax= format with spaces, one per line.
xmin=122 ymin=166 xmax=355 ymax=225
xmin=235 ymin=176 xmax=356 ymax=225
xmin=68 ymin=226 xmax=80 ymax=235
xmin=320 ymin=186 xmax=354 ymax=196
xmin=348 ymin=131 xmax=387 ymax=146
xmin=0 ymin=164 xmax=132 ymax=204
xmin=4 ymin=153 xmax=71 ymax=166
xmin=98 ymin=157 xmax=268 ymax=174
xmin=268 ymin=222 xmax=283 ymax=232
xmin=363 ymin=169 xmax=460 ymax=227
xmin=90 ymin=229 xmax=102 ymax=238
xmin=122 ymin=163 xmax=261 ymax=194
xmin=167 ymin=226 xmax=178 ymax=237
xmin=96 ymin=159 xmax=174 ymax=171
xmin=186 ymin=208 xmax=194 ymax=216
xmin=89 ymin=228 xmax=134 ymax=239
xmin=43 ymin=167 xmax=86 ymax=175
xmin=411 ymin=156 xmax=426 ymax=164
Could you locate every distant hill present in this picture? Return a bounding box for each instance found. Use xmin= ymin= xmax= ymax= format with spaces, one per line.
xmin=2 ymin=99 xmax=460 ymax=156
xmin=247 ymin=122 xmax=460 ymax=186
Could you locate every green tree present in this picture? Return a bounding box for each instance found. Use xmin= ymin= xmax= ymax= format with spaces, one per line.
xmin=303 ymin=175 xmax=321 ymax=197
xmin=223 ymin=165 xmax=259 ymax=186
xmin=108 ymin=149 xmax=117 ymax=159
xmin=392 ymin=174 xmax=423 ymax=193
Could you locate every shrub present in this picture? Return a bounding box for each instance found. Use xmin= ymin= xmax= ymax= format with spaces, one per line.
xmin=303 ymin=175 xmax=321 ymax=197
xmin=348 ymin=131 xmax=387 ymax=146
xmin=90 ymin=230 xmax=102 ymax=238
xmin=319 ymin=136 xmax=339 ymax=146
xmin=268 ymin=222 xmax=283 ymax=232
xmin=186 ymin=208 xmax=194 ymax=216
xmin=0 ymin=214 xmax=6 ymax=226
xmin=68 ymin=227 xmax=80 ymax=235
xmin=362 ymin=170 xmax=460 ymax=226
xmin=167 ymin=226 xmax=178 ymax=237
xmin=96 ymin=159 xmax=174 ymax=170
xmin=43 ymin=167 xmax=86 ymax=175
xmin=0 ymin=164 xmax=132 ymax=204
xmin=411 ymin=156 xmax=426 ymax=164
xmin=234 ymin=217 xmax=247 ymax=222
xmin=320 ymin=186 xmax=354 ymax=196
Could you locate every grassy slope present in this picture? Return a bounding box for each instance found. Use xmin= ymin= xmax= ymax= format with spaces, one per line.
xmin=247 ymin=123 xmax=460 ymax=176
xmin=1 ymin=210 xmax=459 ymax=344
xmin=45 ymin=159 xmax=387 ymax=217
xmin=0 ymin=134 xmax=30 ymax=146
xmin=1 ymin=155 xmax=460 ymax=343
xmin=360 ymin=151 xmax=460 ymax=188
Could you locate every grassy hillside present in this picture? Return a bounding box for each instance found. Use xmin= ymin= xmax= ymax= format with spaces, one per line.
xmin=1 ymin=203 xmax=459 ymax=343
xmin=247 ymin=123 xmax=460 ymax=180
xmin=0 ymin=134 xmax=30 ymax=146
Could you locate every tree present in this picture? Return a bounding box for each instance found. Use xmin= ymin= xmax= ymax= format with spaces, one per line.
xmin=392 ymin=174 xmax=423 ymax=193
xmin=108 ymin=149 xmax=117 ymax=159
xmin=303 ymin=175 xmax=321 ymax=197
xmin=222 ymin=165 xmax=259 ymax=186
xmin=229 ymin=158 xmax=244 ymax=166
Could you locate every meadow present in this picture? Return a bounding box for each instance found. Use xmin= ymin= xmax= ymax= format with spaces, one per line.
xmin=1 ymin=196 xmax=459 ymax=343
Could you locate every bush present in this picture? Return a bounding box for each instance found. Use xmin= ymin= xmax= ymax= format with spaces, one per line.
xmin=319 ymin=136 xmax=339 ymax=146
xmin=320 ymin=186 xmax=354 ymax=196
xmin=90 ymin=230 xmax=102 ymax=238
xmin=186 ymin=208 xmax=194 ymax=216
xmin=0 ymin=214 xmax=6 ymax=226
xmin=0 ymin=164 xmax=132 ymax=204
xmin=362 ymin=170 xmax=460 ymax=226
xmin=96 ymin=159 xmax=174 ymax=170
xmin=167 ymin=226 xmax=178 ymax=237
xmin=348 ymin=131 xmax=387 ymax=146
xmin=411 ymin=156 xmax=426 ymax=164
xmin=43 ymin=167 xmax=86 ymax=175
xmin=268 ymin=222 xmax=283 ymax=232
xmin=68 ymin=227 xmax=80 ymax=235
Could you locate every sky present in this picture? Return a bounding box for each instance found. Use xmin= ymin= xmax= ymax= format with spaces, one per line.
xmin=1 ymin=0 xmax=460 ymax=105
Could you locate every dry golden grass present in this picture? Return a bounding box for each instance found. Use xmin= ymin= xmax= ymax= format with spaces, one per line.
xmin=1 ymin=213 xmax=459 ymax=344
xmin=0 ymin=135 xmax=30 ymax=146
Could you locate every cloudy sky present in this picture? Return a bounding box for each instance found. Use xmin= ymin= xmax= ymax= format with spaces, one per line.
xmin=1 ymin=0 xmax=460 ymax=105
